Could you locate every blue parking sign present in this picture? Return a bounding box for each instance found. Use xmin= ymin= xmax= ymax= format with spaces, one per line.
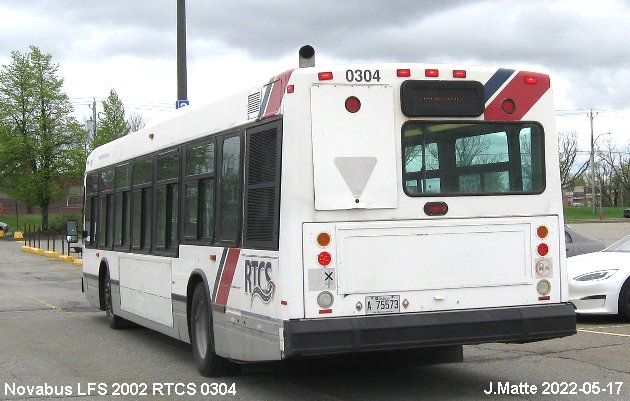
xmin=176 ymin=99 xmax=189 ymax=109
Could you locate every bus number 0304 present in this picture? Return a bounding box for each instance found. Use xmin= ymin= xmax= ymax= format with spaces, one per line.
xmin=346 ymin=69 xmax=381 ymax=83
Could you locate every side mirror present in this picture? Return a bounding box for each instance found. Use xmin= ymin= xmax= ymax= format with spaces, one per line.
xmin=66 ymin=220 xmax=78 ymax=243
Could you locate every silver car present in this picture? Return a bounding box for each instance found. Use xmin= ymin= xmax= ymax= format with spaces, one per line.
xmin=0 ymin=221 xmax=8 ymax=235
xmin=565 ymin=226 xmax=605 ymax=257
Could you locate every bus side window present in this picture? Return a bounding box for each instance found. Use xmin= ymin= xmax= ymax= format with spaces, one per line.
xmin=218 ymin=135 xmax=241 ymax=244
xmin=155 ymin=150 xmax=180 ymax=252
xmin=184 ymin=141 xmax=215 ymax=243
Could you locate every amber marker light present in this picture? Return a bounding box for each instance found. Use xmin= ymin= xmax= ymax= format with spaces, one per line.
xmin=316 ymin=232 xmax=331 ymax=247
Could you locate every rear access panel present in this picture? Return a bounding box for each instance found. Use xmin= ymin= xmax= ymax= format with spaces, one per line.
xmin=310 ymin=84 xmax=397 ymax=210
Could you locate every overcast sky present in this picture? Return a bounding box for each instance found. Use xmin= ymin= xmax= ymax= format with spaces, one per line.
xmin=1 ymin=0 xmax=629 ymax=150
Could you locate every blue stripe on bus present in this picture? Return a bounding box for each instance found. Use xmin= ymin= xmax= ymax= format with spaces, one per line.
xmin=212 ymin=248 xmax=229 ymax=302
xmin=257 ymin=76 xmax=275 ymax=119
xmin=484 ymin=68 xmax=515 ymax=103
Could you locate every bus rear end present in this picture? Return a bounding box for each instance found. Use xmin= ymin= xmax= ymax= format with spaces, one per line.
xmin=281 ymin=65 xmax=575 ymax=357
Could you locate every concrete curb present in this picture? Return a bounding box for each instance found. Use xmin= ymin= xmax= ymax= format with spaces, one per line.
xmin=20 ymin=245 xmax=81 ymax=267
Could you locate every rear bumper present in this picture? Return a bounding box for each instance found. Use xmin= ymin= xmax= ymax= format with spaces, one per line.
xmin=282 ymin=303 xmax=576 ymax=357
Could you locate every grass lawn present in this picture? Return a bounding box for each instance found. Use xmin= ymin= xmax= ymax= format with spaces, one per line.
xmin=0 ymin=212 xmax=82 ymax=234
xmin=564 ymin=206 xmax=627 ymax=221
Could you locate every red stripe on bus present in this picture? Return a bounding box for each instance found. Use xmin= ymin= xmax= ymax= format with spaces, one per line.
xmin=484 ymin=71 xmax=550 ymax=121
xmin=214 ymin=248 xmax=241 ymax=305
xmin=260 ymin=69 xmax=294 ymax=120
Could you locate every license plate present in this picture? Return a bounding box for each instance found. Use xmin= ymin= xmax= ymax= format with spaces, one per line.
xmin=365 ymin=295 xmax=400 ymax=315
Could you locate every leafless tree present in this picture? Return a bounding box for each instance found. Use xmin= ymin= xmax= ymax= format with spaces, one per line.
xmin=126 ymin=111 xmax=146 ymax=133
xmin=600 ymin=141 xmax=630 ymax=206
xmin=558 ymin=130 xmax=589 ymax=190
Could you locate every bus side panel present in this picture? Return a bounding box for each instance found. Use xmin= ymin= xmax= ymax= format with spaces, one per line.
xmin=119 ymin=255 xmax=174 ymax=327
xmin=175 ymin=245 xmax=283 ymax=361
xmin=217 ymin=249 xmax=283 ymax=361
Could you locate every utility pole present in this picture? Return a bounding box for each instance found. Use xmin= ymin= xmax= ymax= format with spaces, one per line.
xmin=92 ymin=97 xmax=97 ymax=134
xmin=589 ymin=109 xmax=596 ymax=215
xmin=177 ymin=0 xmax=187 ymax=106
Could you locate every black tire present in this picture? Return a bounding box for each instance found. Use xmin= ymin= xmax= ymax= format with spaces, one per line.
xmin=190 ymin=283 xmax=238 ymax=376
xmin=618 ymin=278 xmax=630 ymax=321
xmin=103 ymin=269 xmax=126 ymax=329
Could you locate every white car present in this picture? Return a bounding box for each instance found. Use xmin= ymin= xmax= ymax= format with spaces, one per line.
xmin=568 ymin=235 xmax=630 ymax=320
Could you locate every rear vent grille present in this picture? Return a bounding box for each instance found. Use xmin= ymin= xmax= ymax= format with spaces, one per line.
xmin=247 ymin=92 xmax=261 ymax=120
xmin=246 ymin=187 xmax=276 ymax=241
xmin=244 ymin=122 xmax=282 ymax=250
xmin=247 ymin=128 xmax=277 ymax=185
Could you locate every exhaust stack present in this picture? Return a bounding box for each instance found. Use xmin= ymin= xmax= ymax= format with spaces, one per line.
xmin=299 ymin=45 xmax=315 ymax=68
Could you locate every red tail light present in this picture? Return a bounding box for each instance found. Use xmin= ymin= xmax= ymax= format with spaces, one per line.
xmin=318 ymin=251 xmax=332 ymax=266
xmin=537 ymin=243 xmax=549 ymax=257
xmin=397 ymin=69 xmax=411 ymax=77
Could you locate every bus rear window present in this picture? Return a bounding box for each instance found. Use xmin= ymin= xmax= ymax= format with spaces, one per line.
xmin=402 ymin=122 xmax=544 ymax=196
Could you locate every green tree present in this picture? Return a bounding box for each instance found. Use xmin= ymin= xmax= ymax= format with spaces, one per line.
xmin=0 ymin=45 xmax=86 ymax=229
xmin=91 ymin=88 xmax=129 ymax=149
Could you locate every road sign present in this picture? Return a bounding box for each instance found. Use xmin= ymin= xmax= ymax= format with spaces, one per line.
xmin=176 ymin=99 xmax=189 ymax=109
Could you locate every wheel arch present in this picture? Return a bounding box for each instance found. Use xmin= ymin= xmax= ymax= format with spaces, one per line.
xmin=97 ymin=258 xmax=110 ymax=311
xmin=618 ymin=273 xmax=630 ymax=320
xmin=186 ymin=269 xmax=212 ymax=335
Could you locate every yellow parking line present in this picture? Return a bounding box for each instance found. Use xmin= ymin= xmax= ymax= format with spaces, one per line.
xmin=578 ymin=328 xmax=630 ymax=338
xmin=0 ymin=288 xmax=82 ymax=318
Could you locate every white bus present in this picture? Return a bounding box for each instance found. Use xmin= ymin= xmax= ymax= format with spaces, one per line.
xmin=81 ymin=47 xmax=576 ymax=376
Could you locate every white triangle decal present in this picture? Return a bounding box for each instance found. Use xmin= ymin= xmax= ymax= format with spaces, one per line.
xmin=333 ymin=157 xmax=378 ymax=199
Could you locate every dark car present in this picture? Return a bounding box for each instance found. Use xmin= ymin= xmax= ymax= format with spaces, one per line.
xmin=624 ymin=208 xmax=630 ymax=218
xmin=565 ymin=226 xmax=605 ymax=257
xmin=0 ymin=221 xmax=8 ymax=236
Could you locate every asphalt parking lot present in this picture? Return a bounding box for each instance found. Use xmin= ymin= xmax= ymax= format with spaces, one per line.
xmin=567 ymin=221 xmax=630 ymax=246
xmin=1 ymin=222 xmax=629 ymax=400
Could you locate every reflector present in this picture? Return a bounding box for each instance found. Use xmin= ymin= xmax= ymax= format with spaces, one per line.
xmin=536 ymin=225 xmax=549 ymax=239
xmin=424 ymin=202 xmax=448 ymax=216
xmin=501 ymin=98 xmax=516 ymax=114
xmin=345 ymin=96 xmax=361 ymax=113
xmin=397 ymin=69 xmax=411 ymax=77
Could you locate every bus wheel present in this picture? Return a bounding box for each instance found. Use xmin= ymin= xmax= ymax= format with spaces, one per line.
xmin=104 ymin=269 xmax=126 ymax=329
xmin=190 ymin=283 xmax=238 ymax=376
xmin=618 ymin=279 xmax=630 ymax=321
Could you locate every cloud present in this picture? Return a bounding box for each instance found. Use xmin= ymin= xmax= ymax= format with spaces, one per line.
xmin=2 ymin=0 xmax=630 ymax=116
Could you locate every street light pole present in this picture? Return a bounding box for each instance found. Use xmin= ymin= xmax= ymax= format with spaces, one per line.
xmin=177 ymin=0 xmax=187 ymax=104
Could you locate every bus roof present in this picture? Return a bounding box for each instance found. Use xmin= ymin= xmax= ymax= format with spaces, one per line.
xmin=85 ymin=63 xmax=550 ymax=172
